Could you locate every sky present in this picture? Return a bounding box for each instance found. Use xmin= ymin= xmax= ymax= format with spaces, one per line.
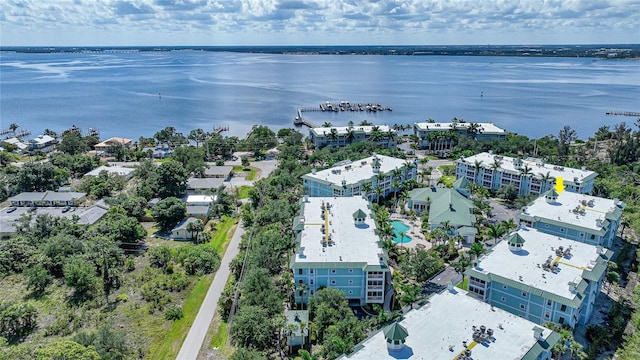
xmin=1 ymin=0 xmax=639 ymax=46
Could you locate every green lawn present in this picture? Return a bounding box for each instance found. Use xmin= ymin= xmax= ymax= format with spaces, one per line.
xmin=438 ymin=175 xmax=456 ymax=188
xmin=147 ymin=274 xmax=215 ymax=360
xmin=232 ymin=166 xmax=257 ymax=180
xmin=210 ymin=321 xmax=229 ymax=348
xmin=208 ymin=216 xmax=238 ymax=254
xmin=237 ymin=185 xmax=252 ymax=199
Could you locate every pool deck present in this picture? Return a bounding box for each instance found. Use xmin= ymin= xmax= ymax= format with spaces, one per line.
xmin=389 ymin=214 xmax=433 ymax=250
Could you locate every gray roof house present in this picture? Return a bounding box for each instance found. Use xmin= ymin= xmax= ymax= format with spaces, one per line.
xmin=204 ymin=165 xmax=233 ymax=179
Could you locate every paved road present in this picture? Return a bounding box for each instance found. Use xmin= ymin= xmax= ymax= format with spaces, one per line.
xmin=176 ymin=223 xmax=245 ymax=360
xmin=423 ymin=267 xmax=462 ymax=296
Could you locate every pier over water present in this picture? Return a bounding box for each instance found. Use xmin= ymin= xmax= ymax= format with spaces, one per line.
xmin=294 ymin=101 xmax=392 ymax=128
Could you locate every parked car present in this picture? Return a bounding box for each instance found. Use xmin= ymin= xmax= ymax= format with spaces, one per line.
xmin=6 ymin=206 xmax=17 ymax=213
xmin=62 ymin=205 xmax=71 ymax=213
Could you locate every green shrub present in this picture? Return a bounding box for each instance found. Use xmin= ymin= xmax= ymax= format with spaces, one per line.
xmin=164 ymin=306 xmax=183 ymax=321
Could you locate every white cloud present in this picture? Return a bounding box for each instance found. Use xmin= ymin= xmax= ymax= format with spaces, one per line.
xmin=0 ymin=0 xmax=638 ymax=45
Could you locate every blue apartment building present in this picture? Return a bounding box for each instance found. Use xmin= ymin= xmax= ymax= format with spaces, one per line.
xmin=455 ymin=152 xmax=597 ymax=196
xmin=302 ymin=154 xmax=417 ymax=200
xmin=291 ymin=196 xmax=389 ymax=306
xmin=467 ymin=228 xmax=612 ymax=328
xmin=518 ymin=189 xmax=625 ymax=248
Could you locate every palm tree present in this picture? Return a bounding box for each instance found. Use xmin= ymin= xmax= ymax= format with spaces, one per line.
xmin=391 ymin=180 xmax=402 ymax=207
xmin=186 ymin=219 xmax=204 ymax=244
xmin=347 ymin=120 xmax=354 ymax=128
xmin=453 ymin=255 xmax=471 ymax=289
xmin=362 ymin=182 xmax=373 ymax=200
xmin=327 ymin=128 xmax=339 ymax=144
xmin=374 ymin=187 xmax=384 ymax=204
xmin=391 ymin=167 xmax=403 ymax=182
xmin=500 ymin=218 xmax=517 ymax=233
xmin=9 ymin=123 xmax=19 ymax=133
xmin=345 ymin=128 xmax=355 ymax=144
xmin=473 ymin=160 xmax=483 ymax=184
xmin=322 ymin=122 xmax=333 ymax=127
xmin=440 ymin=220 xmax=454 ymax=236
xmin=538 ymin=171 xmax=553 ymax=192
xmin=486 ymin=223 xmax=505 ymax=246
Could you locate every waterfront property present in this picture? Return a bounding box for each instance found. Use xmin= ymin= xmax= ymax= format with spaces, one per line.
xmin=2 ymin=137 xmax=29 ymax=154
xmin=337 ymin=288 xmax=559 ymax=360
xmin=302 ymin=154 xmax=417 ymax=200
xmin=28 ymin=134 xmax=57 ymax=153
xmin=413 ymin=121 xmax=506 ymax=151
xmin=466 ymin=228 xmax=612 ymax=328
xmin=309 ymin=125 xmax=397 ymax=149
xmin=291 ymin=196 xmax=389 ymax=306
xmin=94 ymin=137 xmax=132 ymax=156
xmin=455 ymin=152 xmax=597 ymax=196
xmin=407 ymin=178 xmax=477 ymax=243
xmin=518 ymin=189 xmax=625 ymax=248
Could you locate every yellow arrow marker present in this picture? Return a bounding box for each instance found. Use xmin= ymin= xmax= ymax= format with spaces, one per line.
xmin=554 ymin=176 xmax=565 ymax=194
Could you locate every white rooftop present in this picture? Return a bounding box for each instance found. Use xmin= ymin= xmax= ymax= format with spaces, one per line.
xmin=186 ymin=195 xmax=216 ymax=204
xmin=294 ymin=197 xmax=383 ymax=267
xmin=303 ymin=154 xmax=412 ymax=186
xmin=85 ymin=165 xmax=135 ymax=177
xmin=474 ymin=228 xmax=606 ymax=300
xmin=414 ymin=122 xmax=506 ymax=134
xmin=459 ymin=152 xmax=596 ymax=182
xmin=342 ymin=289 xmax=555 ymax=360
xmin=522 ymin=191 xmax=623 ymax=232
xmin=310 ymin=125 xmax=394 ymax=136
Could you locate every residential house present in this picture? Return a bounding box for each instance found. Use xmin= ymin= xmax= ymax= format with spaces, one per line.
xmin=518 ymin=189 xmax=625 ymax=248
xmin=8 ymin=191 xmax=86 ymax=207
xmin=302 ymin=154 xmax=417 ymax=200
xmin=1 ymin=204 xmax=107 ymax=239
xmin=337 ymin=288 xmax=559 ymax=360
xmin=291 ymin=196 xmax=389 ymax=306
xmin=185 ymin=194 xmax=216 ymax=218
xmin=309 ymin=125 xmax=397 ymax=149
xmin=84 ymin=165 xmax=135 ymax=180
xmin=171 ymin=217 xmax=201 ymax=241
xmin=203 ymin=165 xmax=233 ymax=179
xmin=2 ymin=137 xmax=29 ymax=154
xmin=186 ymin=178 xmax=225 ymax=195
xmin=455 ymin=152 xmax=597 ymax=196
xmin=94 ymin=137 xmax=132 ymax=156
xmin=29 ymin=134 xmax=57 ymax=153
xmin=466 ymin=228 xmax=612 ymax=328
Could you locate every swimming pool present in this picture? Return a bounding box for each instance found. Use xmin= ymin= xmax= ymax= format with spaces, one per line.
xmin=391 ymin=220 xmax=412 ymax=243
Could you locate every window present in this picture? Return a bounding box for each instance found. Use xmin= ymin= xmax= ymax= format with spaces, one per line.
xmin=349 ymin=280 xmax=353 ymax=284
xmin=545 ymin=224 xmax=549 ymax=228
xmin=310 ymin=290 xmax=314 ymax=295
xmin=561 ymin=228 xmax=565 ymax=232
xmin=348 ymin=290 xmax=353 ymax=294
xmin=331 ymin=280 xmax=336 ymax=285
xmin=522 ymin=291 xmax=527 ymax=297
xmin=591 ymin=234 xmax=596 ymax=240
xmin=545 ymin=312 xmax=550 ymax=319
xmin=349 ymin=269 xmax=353 ymax=273
xmin=310 ymin=279 xmax=314 ymax=285
xmin=547 ymin=300 xmax=552 ymax=306
xmin=298 ymin=269 xmax=303 ymax=275
xmin=559 ymin=317 xmax=565 ymax=324
xmin=331 ymin=269 xmax=336 ymax=274
xmin=310 ymin=269 xmax=314 ymax=274
xmin=503 ymin=285 xmax=508 ymax=289
xmin=501 ymin=297 xmax=506 ymax=302
xmin=560 ymin=304 xmax=567 ymax=312
xmin=520 ymin=304 xmax=525 ymax=310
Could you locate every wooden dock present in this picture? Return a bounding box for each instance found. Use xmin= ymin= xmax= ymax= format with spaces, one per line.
xmin=606 ymin=110 xmax=640 ymax=117
xmin=294 ymin=101 xmax=392 ymax=128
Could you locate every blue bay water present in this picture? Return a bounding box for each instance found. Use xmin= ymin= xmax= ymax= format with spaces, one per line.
xmin=1 ymin=51 xmax=638 ymax=140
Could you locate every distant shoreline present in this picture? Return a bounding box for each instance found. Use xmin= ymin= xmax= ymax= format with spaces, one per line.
xmin=2 ymin=44 xmax=640 ymax=59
